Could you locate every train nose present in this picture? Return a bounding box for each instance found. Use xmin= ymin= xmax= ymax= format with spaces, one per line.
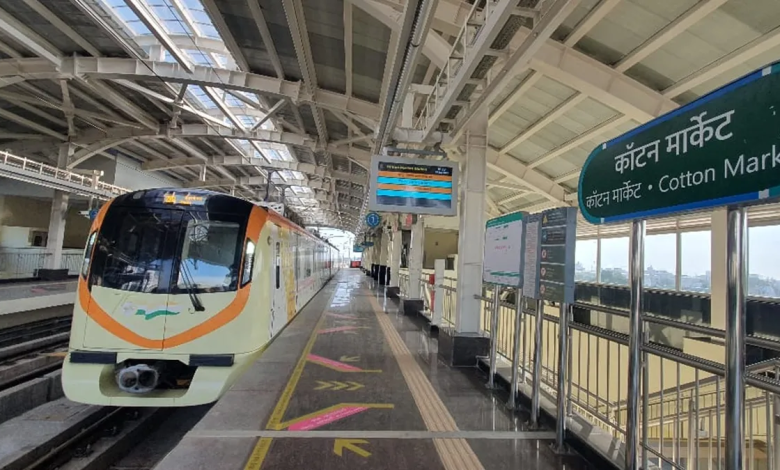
xmin=116 ymin=364 xmax=160 ymax=393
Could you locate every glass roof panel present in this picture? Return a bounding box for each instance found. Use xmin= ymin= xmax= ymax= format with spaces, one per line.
xmin=103 ymin=0 xmax=151 ymax=35
xmin=148 ymin=1 xmax=193 ymax=35
xmin=187 ymin=50 xmax=214 ymax=66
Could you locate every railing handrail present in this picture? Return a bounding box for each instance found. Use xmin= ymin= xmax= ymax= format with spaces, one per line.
xmin=0 ymin=150 xmax=130 ymax=198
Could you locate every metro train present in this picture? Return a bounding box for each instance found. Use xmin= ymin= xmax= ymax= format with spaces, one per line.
xmin=62 ymin=188 xmax=338 ymax=406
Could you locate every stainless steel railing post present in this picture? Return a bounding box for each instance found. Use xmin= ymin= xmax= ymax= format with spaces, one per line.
xmin=508 ymin=290 xmax=524 ymax=409
xmin=725 ymin=207 xmax=747 ymax=470
xmin=487 ymin=285 xmax=500 ymax=389
xmin=531 ymin=297 xmax=544 ymax=428
xmin=553 ymin=302 xmax=571 ymax=453
xmin=626 ymin=219 xmax=645 ymax=470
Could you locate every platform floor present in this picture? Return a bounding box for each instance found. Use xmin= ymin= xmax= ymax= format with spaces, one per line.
xmin=0 ymin=279 xmax=77 ymax=316
xmin=154 ymin=270 xmax=591 ymax=470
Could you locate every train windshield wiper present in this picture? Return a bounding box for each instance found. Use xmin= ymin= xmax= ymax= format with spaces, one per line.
xmin=178 ymin=260 xmax=205 ymax=312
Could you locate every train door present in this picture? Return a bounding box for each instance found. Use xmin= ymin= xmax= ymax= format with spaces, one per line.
xmin=268 ymin=224 xmax=286 ymax=337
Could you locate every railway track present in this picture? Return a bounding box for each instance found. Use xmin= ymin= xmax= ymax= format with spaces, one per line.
xmin=0 ymin=318 xmax=208 ymax=470
xmin=0 ymin=317 xmax=72 ymax=349
xmin=0 ymin=319 xmax=71 ymax=392
xmin=2 ymin=402 xmax=210 ymax=470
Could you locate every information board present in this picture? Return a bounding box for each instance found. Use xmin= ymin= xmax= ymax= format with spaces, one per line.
xmin=368 ymin=154 xmax=458 ymax=216
xmin=522 ymin=214 xmax=542 ymax=299
xmin=579 ymin=61 xmax=780 ymax=224
xmin=539 ymin=207 xmax=577 ymax=304
xmin=482 ymin=211 xmax=526 ymax=287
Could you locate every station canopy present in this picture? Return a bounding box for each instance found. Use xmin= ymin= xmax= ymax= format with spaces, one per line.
xmin=0 ymin=0 xmax=777 ymax=233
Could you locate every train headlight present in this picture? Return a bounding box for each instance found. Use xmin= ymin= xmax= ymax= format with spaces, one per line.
xmin=241 ymin=240 xmax=256 ymax=286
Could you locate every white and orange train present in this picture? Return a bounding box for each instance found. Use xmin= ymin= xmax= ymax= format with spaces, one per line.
xmin=62 ymin=188 xmax=338 ymax=406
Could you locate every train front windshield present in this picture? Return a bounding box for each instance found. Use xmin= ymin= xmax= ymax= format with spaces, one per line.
xmin=88 ymin=206 xmax=247 ymax=294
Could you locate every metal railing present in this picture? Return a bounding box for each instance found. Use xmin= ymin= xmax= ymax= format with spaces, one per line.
xmin=0 ymin=252 xmax=81 ymax=280
xmin=473 ymin=287 xmax=780 ymax=470
xmin=0 ymin=151 xmax=128 ymax=199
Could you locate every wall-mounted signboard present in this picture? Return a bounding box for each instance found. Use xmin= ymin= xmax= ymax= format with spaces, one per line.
xmin=579 ymin=62 xmax=780 ymax=224
xmin=522 ymin=213 xmax=542 ymax=299
xmin=538 ymin=207 xmax=577 ymax=304
xmin=368 ymin=155 xmax=458 ymax=216
xmin=482 ymin=212 xmax=526 ymax=287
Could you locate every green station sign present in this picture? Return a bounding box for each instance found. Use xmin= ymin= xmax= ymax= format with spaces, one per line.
xmin=579 ymin=62 xmax=780 ymax=224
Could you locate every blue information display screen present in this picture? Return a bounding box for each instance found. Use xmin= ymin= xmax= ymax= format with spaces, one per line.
xmin=369 ymin=155 xmax=458 ymax=216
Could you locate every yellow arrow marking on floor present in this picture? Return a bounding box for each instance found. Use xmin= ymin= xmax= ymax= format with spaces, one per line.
xmin=334 ymin=439 xmax=371 ymax=458
xmin=314 ymin=381 xmax=364 ymax=391
xmin=43 ymin=352 xmax=67 ymax=357
xmin=340 ymin=355 xmax=360 ymax=362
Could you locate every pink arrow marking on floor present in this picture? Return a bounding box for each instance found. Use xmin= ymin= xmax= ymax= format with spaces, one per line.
xmin=318 ymin=326 xmax=363 ymax=334
xmin=326 ymin=312 xmax=357 ymax=320
xmin=307 ymin=354 xmax=364 ymax=372
xmin=287 ymin=406 xmax=369 ymax=431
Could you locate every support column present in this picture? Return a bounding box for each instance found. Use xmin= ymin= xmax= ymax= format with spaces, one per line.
xmin=42 ymin=143 xmax=73 ymax=279
xmin=372 ymin=234 xmax=382 ymax=281
xmin=439 ymin=106 xmax=489 ymax=367
xmin=402 ymin=217 xmax=425 ymax=315
xmin=387 ymin=227 xmax=402 ymax=298
xmin=378 ymin=229 xmax=390 ymax=286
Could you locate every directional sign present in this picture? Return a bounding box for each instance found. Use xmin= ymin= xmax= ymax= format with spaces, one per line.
xmin=365 ymin=212 xmax=381 ymax=228
xmin=353 ymin=245 xmax=365 ymax=253
xmin=539 ymin=208 xmax=577 ymax=304
xmin=580 ymin=62 xmax=780 ymax=224
xmin=88 ymin=209 xmax=99 ymax=221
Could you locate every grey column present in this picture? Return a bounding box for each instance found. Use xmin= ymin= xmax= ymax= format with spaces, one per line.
xmin=389 ymin=227 xmax=402 ymax=288
xmin=454 ymin=106 xmax=487 ymax=334
xmin=408 ymin=218 xmax=424 ymax=299
xmin=44 ymin=143 xmax=73 ymax=270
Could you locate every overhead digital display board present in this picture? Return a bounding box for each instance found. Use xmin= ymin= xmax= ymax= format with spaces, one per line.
xmin=368 ymin=155 xmax=458 ymax=216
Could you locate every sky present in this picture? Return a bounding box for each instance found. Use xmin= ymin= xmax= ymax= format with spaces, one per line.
xmin=315 ymin=228 xmax=356 ymax=262
xmin=575 ymin=226 xmax=780 ymax=280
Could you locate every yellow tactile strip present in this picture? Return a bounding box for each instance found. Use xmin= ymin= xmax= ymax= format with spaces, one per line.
xmin=368 ymin=294 xmax=486 ymax=470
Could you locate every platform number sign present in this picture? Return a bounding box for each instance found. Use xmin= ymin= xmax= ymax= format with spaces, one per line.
xmin=365 ymin=212 xmax=381 ymax=228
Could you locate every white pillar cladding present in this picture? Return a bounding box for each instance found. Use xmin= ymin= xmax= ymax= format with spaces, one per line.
xmin=408 ymin=216 xmax=425 ymax=299
xmin=710 ymin=207 xmax=728 ymax=330
xmin=455 ymin=106 xmax=488 ymax=334
xmin=380 ymin=229 xmax=391 ymax=265
xmin=389 ymin=227 xmax=402 ymax=288
xmin=432 ymin=258 xmax=445 ymax=326
xmin=44 ymin=143 xmax=74 ymax=270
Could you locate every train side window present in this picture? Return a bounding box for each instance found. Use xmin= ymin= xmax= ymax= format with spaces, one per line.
xmin=275 ymin=242 xmax=281 ymax=289
xmin=241 ymin=239 xmax=256 ymax=287
xmin=81 ymin=231 xmax=97 ymax=278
